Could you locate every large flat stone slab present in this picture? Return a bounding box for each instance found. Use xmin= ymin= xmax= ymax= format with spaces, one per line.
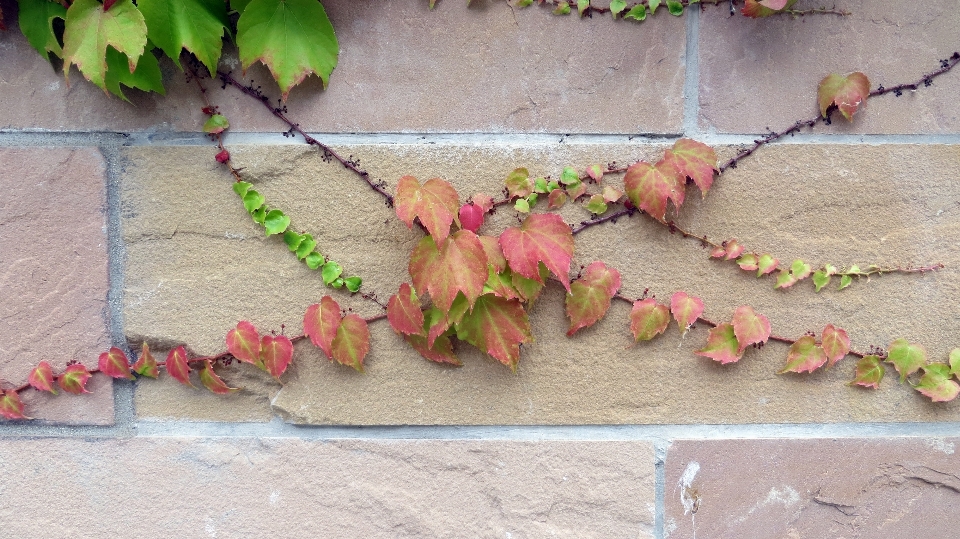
xmin=0 ymin=148 xmax=113 ymax=424
xmin=0 ymin=0 xmax=685 ymax=134
xmin=0 ymin=436 xmax=654 ymax=538
xmin=698 ymin=0 xmax=960 ymax=134
xmin=665 ymin=438 xmax=960 ymax=538
xmin=121 ymin=142 xmax=960 ymax=424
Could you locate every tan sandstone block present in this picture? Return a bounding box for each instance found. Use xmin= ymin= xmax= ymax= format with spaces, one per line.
xmin=698 ymin=0 xmax=960 ymax=134
xmin=665 ymin=438 xmax=960 ymax=538
xmin=0 ymin=148 xmax=113 ymax=424
xmin=0 ymin=437 xmax=655 ymax=538
xmin=0 ymin=0 xmax=685 ymax=133
xmin=122 ymin=143 xmax=960 ymax=424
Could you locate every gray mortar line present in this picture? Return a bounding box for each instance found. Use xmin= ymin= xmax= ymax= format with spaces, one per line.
xmin=654 ymin=440 xmax=670 ymax=539
xmin=682 ymin=4 xmax=701 ymax=138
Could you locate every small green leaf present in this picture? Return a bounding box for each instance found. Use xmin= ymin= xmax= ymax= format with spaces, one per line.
xmin=516 ymin=0 xmax=533 ymax=6
xmin=666 ymin=0 xmax=683 ymax=15
xmin=624 ymin=5 xmax=647 ymax=20
xmin=251 ymin=205 xmax=267 ymax=224
xmin=756 ymin=254 xmax=778 ymax=276
xmin=321 ymin=261 xmax=343 ymax=285
xmin=295 ymin=234 xmax=317 ymax=259
xmin=203 ymin=114 xmax=230 ymax=134
xmin=552 ymin=1 xmax=571 ymax=14
xmin=533 ymin=177 xmax=549 ymax=194
xmin=887 ymin=338 xmax=927 ymax=383
xmin=505 ymin=168 xmax=533 ymax=198
xmin=838 ymin=274 xmax=853 ymax=290
xmin=263 ymin=209 xmax=290 ymax=235
xmin=586 ymin=164 xmax=604 ymax=182
xmin=344 ymin=276 xmax=362 ymax=293
xmin=243 ymin=190 xmax=265 ymax=213
xmin=585 ymin=194 xmax=608 ymax=215
xmin=812 ymin=270 xmax=830 ymax=292
xmin=577 ymin=0 xmax=590 ymax=16
xmin=648 ymin=0 xmax=661 ymax=13
xmin=514 ymin=199 xmax=530 ymax=213
xmin=546 ymin=180 xmax=560 ymax=192
xmin=233 ymin=181 xmax=252 ymax=197
xmin=609 ymin=0 xmax=627 ymax=17
xmin=560 ymin=166 xmax=580 ymax=185
xmin=790 ymin=259 xmax=812 ymax=281
xmin=305 ymin=252 xmax=324 ymax=270
xmin=284 ymin=230 xmax=304 ymax=251
xmin=332 ymin=277 xmax=345 ymax=289
xmin=850 ymin=355 xmax=884 ymax=389
xmin=527 ymin=193 xmax=538 ymax=206
xmin=950 ymin=349 xmax=960 ymax=377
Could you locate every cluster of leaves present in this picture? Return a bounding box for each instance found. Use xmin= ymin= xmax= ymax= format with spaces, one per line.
xmin=852 ymin=341 xmax=960 ymax=403
xmin=12 ymin=0 xmax=337 ymax=99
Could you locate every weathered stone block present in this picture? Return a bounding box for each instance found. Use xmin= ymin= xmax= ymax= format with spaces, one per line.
xmin=665 ymin=438 xmax=960 ymax=538
xmin=121 ymin=143 xmax=960 ymax=424
xmin=0 ymin=437 xmax=655 ymax=538
xmin=0 ymin=148 xmax=113 ymax=424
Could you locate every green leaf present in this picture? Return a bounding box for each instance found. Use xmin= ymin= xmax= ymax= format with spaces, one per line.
xmin=251 ymin=205 xmax=267 ymax=224
xmin=262 ymin=209 xmax=290 ymax=235
xmin=332 ymin=277 xmax=344 ymax=288
xmin=230 ymin=0 xmax=254 ymax=13
xmin=455 ymin=294 xmax=532 ymax=371
xmin=17 ymin=0 xmax=68 ymax=59
xmin=552 ymin=1 xmax=571 ymax=15
xmin=304 ymin=252 xmax=324 ymax=270
xmin=812 ymin=270 xmax=830 ymax=292
xmin=950 ymin=349 xmax=960 ymax=378
xmin=137 ymin=0 xmax=228 ymax=73
xmin=533 ymin=177 xmax=549 ymax=194
xmin=648 ymin=0 xmax=661 ymax=13
xmin=284 ymin=230 xmax=304 ymax=251
xmin=849 ymin=355 xmax=884 ymax=389
xmin=103 ymin=46 xmax=165 ymax=100
xmin=624 ymin=5 xmax=646 ymax=20
xmin=344 ymin=276 xmax=362 ymax=292
xmin=203 ymin=114 xmax=230 ymax=134
xmin=566 ymin=262 xmax=621 ymax=336
xmin=514 ymin=198 xmax=530 ymax=213
xmin=199 ymin=360 xmax=239 ymax=394
xmin=666 ymin=0 xmax=683 ymax=15
xmin=779 ymin=336 xmax=827 ymax=374
xmin=321 ymin=261 xmax=343 ymax=284
xmin=577 ymin=0 xmax=590 ymax=16
xmin=838 ymin=274 xmax=853 ymax=290
xmin=236 ymin=0 xmax=339 ymax=99
xmin=62 ymin=0 xmax=148 ymax=90
xmin=242 ymin=190 xmax=265 ymax=213
xmin=609 ymin=0 xmax=627 ymax=17
xmin=516 ymin=0 xmax=533 ymax=6
xmin=585 ymin=194 xmax=608 ymax=215
xmin=695 ymin=323 xmax=742 ymax=365
xmin=295 ymin=234 xmax=317 ymax=259
xmin=756 ymin=254 xmax=779 ymax=276
xmin=887 ymin=338 xmax=926 ymax=383
xmin=560 ymin=166 xmax=580 ymax=185
xmin=630 ymin=298 xmax=670 ymax=342
xmin=233 ymin=181 xmax=252 ymax=197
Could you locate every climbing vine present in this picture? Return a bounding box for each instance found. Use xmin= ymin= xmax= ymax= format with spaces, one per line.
xmin=1 ymin=1 xmax=959 ymax=419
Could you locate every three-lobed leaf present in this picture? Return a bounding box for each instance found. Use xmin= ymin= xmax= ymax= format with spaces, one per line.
xmin=455 ymin=294 xmax=532 ymax=371
xmin=818 ymin=72 xmax=871 ymax=121
xmin=395 ymin=176 xmax=461 ymax=244
xmin=62 ymin=0 xmax=147 ymax=90
xmin=566 ymin=262 xmax=621 ymax=336
xmin=137 ymin=0 xmax=228 ymax=73
xmin=409 ymin=230 xmax=488 ymax=312
xmin=499 ymin=213 xmax=574 ymax=291
xmin=387 ymin=282 xmax=426 ymax=337
xmin=17 ymin=0 xmax=68 ymax=59
xmin=623 ymin=160 xmax=684 ymax=221
xmin=662 ymin=139 xmax=718 ymax=196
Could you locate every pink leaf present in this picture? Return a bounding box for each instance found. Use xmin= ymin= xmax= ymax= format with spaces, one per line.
xmin=0 ymin=390 xmax=28 ymax=420
xmin=304 ymin=296 xmax=342 ymax=359
xmin=226 ymin=321 xmax=261 ymax=366
xmin=695 ymin=323 xmax=742 ymax=364
xmin=670 ymin=291 xmax=704 ymax=335
xmin=260 ymin=335 xmax=294 ymax=379
xmin=566 ymin=261 xmax=621 ymax=336
xmin=821 ymin=325 xmax=850 ymax=367
xmin=165 ymin=346 xmax=194 ymax=388
xmin=331 ymin=314 xmax=370 ymax=372
xmin=98 ymin=347 xmax=134 ymax=380
xmin=29 ymin=361 xmax=57 ymax=394
xmin=387 ymin=282 xmax=426 ymax=337
xmin=58 ymin=364 xmax=93 ymax=395
xmin=732 ymin=305 xmax=771 ymax=354
xmin=459 ymin=203 xmax=484 ymax=233
xmin=629 ymin=298 xmax=670 ymax=342
xmin=133 ymin=342 xmax=159 ymax=378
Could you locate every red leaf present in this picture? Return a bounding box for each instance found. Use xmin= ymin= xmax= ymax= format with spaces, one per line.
xmin=471 ymin=193 xmax=493 ymax=213
xmin=850 ymin=355 xmax=884 ymax=389
xmin=623 ymin=159 xmax=684 ymax=220
xmin=29 ymin=361 xmax=57 ymax=394
xmin=98 ymin=347 xmax=134 ymax=380
xmin=779 ymin=336 xmax=828 ymax=374
xmin=818 ymin=72 xmax=871 ymax=121
xmin=226 ymin=321 xmax=261 ymax=366
xmin=199 ymin=360 xmax=239 ymax=394
xmin=547 ymin=188 xmax=568 ymax=209
xmin=409 ymin=230 xmax=488 ymax=312
xmin=405 ymin=333 xmax=461 ymax=366
xmin=629 ymin=298 xmax=670 ymax=342
xmin=732 ymin=305 xmax=771 ymax=354
xmin=331 ymin=314 xmax=370 ymax=372
xmin=887 ymin=338 xmax=926 ymax=383
xmin=695 ymin=323 xmax=742 ymax=364
xmin=102 ymin=0 xmax=118 ymax=11
xmin=455 ymin=294 xmax=532 ymax=371
xmin=662 ymin=138 xmax=718 ymax=196
xmin=499 ymin=213 xmax=574 ymax=291
xmin=260 ymin=335 xmax=294 ymax=379
xmin=215 ymin=149 xmax=230 ymax=163
xmin=566 ymin=262 xmax=621 ymax=336
xmin=394 ymin=176 xmax=460 ymax=244
xmin=133 ymin=342 xmax=159 ymax=378
xmin=821 ymin=325 xmax=850 ymax=367
xmin=58 ymin=364 xmax=93 ymax=395
xmin=566 ymin=181 xmax=587 ymax=201
xmin=304 ymin=296 xmax=342 ymax=359
xmin=387 ymin=282 xmax=426 ymax=337
xmin=478 ymin=235 xmax=507 ymax=273
xmin=670 ymin=291 xmax=704 ymax=335
xmin=459 ymin=203 xmax=484 ymax=233
xmin=165 ymin=346 xmax=194 ymax=388
xmin=0 ymin=390 xmax=28 ymax=420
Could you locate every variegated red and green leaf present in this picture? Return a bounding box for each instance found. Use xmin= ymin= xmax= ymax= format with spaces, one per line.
xmin=199 ymin=360 xmax=239 ymax=394
xmin=99 ymin=346 xmax=134 ymax=380
xmin=409 ymin=230 xmax=488 ymax=312
xmin=455 ymin=294 xmax=532 ymax=371
xmin=484 ymin=266 xmax=521 ymax=301
xmin=226 ymin=320 xmax=261 ymax=366
xmin=732 ymin=305 xmax=771 ymax=354
xmin=511 ymin=264 xmax=548 ymax=303
xmin=662 ymin=138 xmax=718 ymax=196
xmin=623 ymin=159 xmax=684 ymax=220
xmin=818 ymin=72 xmax=871 ymax=121
xmin=29 ymin=361 xmax=57 ymax=394
xmin=695 ymin=323 xmax=742 ymax=365
xmin=670 ymin=291 xmax=704 ymax=335
xmin=505 ymin=167 xmax=533 ymax=198
xmin=821 ymin=325 xmax=850 ymax=367
xmin=914 ymin=364 xmax=960 ymax=402
xmin=58 ymin=363 xmax=93 ymax=394
xmin=850 ymin=355 xmax=885 ymax=389
xmin=779 ymin=335 xmax=828 ymax=374
xmin=566 ymin=261 xmax=621 ymax=336
xmin=478 ymin=235 xmax=507 ymax=273
xmin=387 ymin=282 xmax=425 ymax=337
xmin=629 ymin=298 xmax=670 ymax=342
xmin=394 ymin=176 xmax=460 ymax=244
xmin=887 ymin=338 xmax=926 ymax=383
xmin=133 ymin=342 xmax=159 ymax=378
xmin=304 ymin=295 xmax=342 ymax=359
xmin=260 ymin=335 xmax=293 ymax=379
xmin=165 ymin=345 xmax=194 ymax=387
xmin=499 ymin=213 xmax=574 ymax=291
xmin=331 ymin=314 xmax=370 ymax=372
xmin=405 ymin=333 xmax=461 ymax=366
xmin=0 ymin=390 xmax=28 ymax=420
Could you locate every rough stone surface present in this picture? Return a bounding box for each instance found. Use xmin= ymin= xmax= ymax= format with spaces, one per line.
xmin=0 ymin=148 xmax=113 ymax=424
xmin=122 ymin=143 xmax=960 ymax=424
xmin=0 ymin=0 xmax=685 ymax=133
xmin=698 ymin=0 xmax=960 ymax=134
xmin=665 ymin=437 xmax=960 ymax=538
xmin=0 ymin=437 xmax=654 ymax=538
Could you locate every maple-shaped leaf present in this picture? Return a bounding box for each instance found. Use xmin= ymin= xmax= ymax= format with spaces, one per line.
xmin=99 ymin=347 xmax=135 ymax=380
xmin=260 ymin=335 xmax=293 ymax=379
xmin=17 ymin=0 xmax=68 ymax=59
xmin=387 ymin=282 xmax=425 ymax=337
xmin=479 ymin=235 xmax=507 ymax=273
xmin=0 ymin=390 xmax=28 ymax=420
xmin=103 ymin=46 xmax=164 ymax=101
xmin=732 ymin=306 xmax=771 ymax=354
xmin=26 ymin=362 xmax=57 ymax=396
xmin=630 ymin=298 xmax=670 ymax=342
xmin=741 ymin=0 xmax=797 ymax=17
xmin=304 ymin=296 xmax=342 ymax=359
xmin=58 ymin=364 xmax=93 ymax=394
xmin=423 ymin=296 xmax=469 ymax=349
xmin=199 ymin=360 xmax=240 ymax=394
xmin=821 ymin=325 xmax=850 ymax=367
xmin=566 ymin=262 xmax=621 ymax=336
xmin=512 ymin=264 xmax=548 ymax=304
xmin=887 ymin=338 xmax=926 ymax=383
xmin=624 ymin=160 xmax=684 ymax=221
xmin=914 ymin=364 xmax=960 ymax=402
xmin=331 ymin=314 xmax=370 ymax=372
xmin=137 ymin=0 xmax=228 ymax=73
xmin=500 ymin=213 xmax=574 ymax=291
xmin=226 ymin=321 xmax=263 ymax=367
xmin=505 ymin=168 xmax=533 ymax=198
xmin=818 ymin=72 xmax=871 ymax=121
xmin=405 ymin=333 xmax=461 ymax=366
xmin=695 ymin=323 xmax=742 ymax=364
xmin=395 ymin=176 xmax=461 ymax=244
xmin=779 ymin=335 xmax=828 ymax=374
xmin=850 ymin=355 xmax=884 ymax=389
xmin=236 ymin=0 xmax=338 ymax=99
xmin=455 ymin=294 xmax=532 ymax=371
xmin=165 ymin=346 xmax=194 ymax=387
xmin=459 ymin=203 xmax=484 ymax=233
xmin=670 ymin=291 xmax=704 ymax=336
xmin=662 ymin=139 xmax=718 ymax=196
xmin=409 ymin=230 xmax=487 ymax=312
xmin=484 ymin=266 xmax=522 ymax=301
xmin=133 ymin=342 xmax=159 ymax=378
xmin=62 ymin=0 xmax=148 ymax=90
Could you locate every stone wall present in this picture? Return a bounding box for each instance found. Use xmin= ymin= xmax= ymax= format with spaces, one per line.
xmin=2 ymin=1 xmax=960 ymax=536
